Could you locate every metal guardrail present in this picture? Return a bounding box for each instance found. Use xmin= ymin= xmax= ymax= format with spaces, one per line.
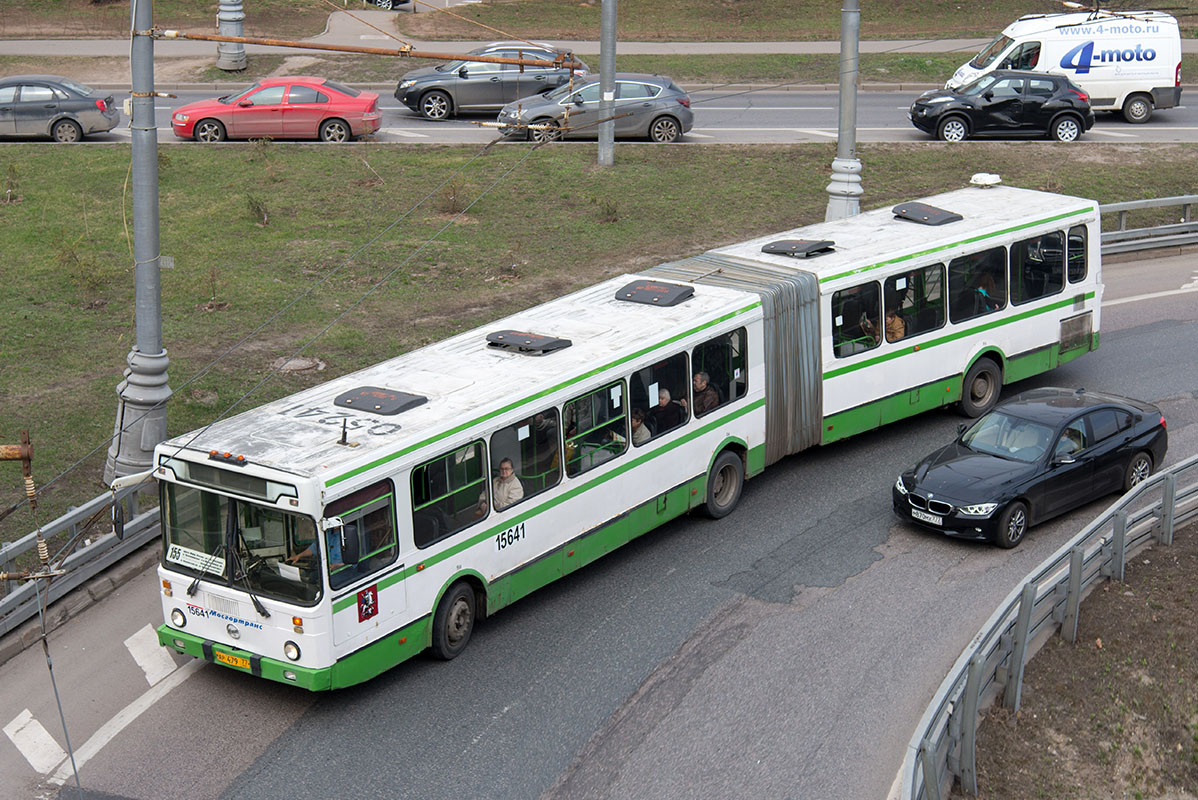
xmin=0 ymin=488 xmax=158 ymax=638
xmin=1099 ymin=194 xmax=1198 ymax=255
xmin=900 ymin=452 xmax=1198 ymax=800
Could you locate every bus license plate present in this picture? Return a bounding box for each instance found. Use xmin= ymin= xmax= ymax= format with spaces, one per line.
xmin=912 ymin=509 xmax=942 ymax=526
xmin=215 ymin=651 xmax=250 ymax=669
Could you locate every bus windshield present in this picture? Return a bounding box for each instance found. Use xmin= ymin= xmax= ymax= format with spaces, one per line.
xmin=970 ymin=34 xmax=1013 ymax=69
xmin=162 ymin=483 xmax=321 ymax=605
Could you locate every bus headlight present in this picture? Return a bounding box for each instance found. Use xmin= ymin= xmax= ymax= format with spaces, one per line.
xmin=170 ymin=608 xmax=186 ymax=628
xmin=284 ymin=641 xmax=301 ymax=661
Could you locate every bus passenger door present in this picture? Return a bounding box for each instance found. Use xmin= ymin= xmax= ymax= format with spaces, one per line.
xmin=327 ymin=488 xmax=409 ymax=648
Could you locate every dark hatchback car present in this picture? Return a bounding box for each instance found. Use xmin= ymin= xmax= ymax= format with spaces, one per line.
xmin=0 ymin=74 xmax=119 ymax=142
xmin=395 ymin=42 xmax=589 ymax=120
xmin=910 ymin=69 xmax=1094 ymax=142
xmin=893 ymin=388 xmax=1167 ymax=548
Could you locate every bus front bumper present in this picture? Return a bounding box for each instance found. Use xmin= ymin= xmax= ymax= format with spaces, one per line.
xmin=157 ymin=625 xmax=331 ymax=691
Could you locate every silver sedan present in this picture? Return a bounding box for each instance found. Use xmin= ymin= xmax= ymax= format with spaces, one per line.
xmin=498 ymin=73 xmax=693 ymax=143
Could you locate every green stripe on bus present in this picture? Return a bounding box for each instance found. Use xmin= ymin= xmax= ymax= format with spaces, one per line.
xmin=819 ymin=207 xmax=1095 ymax=284
xmin=822 ymin=292 xmax=1095 ymax=380
xmin=331 ymin=397 xmax=766 ymax=615
xmin=325 ymin=301 xmax=762 ymax=488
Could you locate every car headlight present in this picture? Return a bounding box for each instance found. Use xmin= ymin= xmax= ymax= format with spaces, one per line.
xmin=173 ymin=113 xmax=188 ymax=123
xmin=894 ymin=476 xmax=909 ymax=495
xmin=284 ymin=641 xmax=301 ymax=661
xmin=959 ymin=503 xmax=999 ymax=517
xmin=398 ymin=80 xmax=416 ymax=90
xmin=170 ymin=608 xmax=186 ymax=628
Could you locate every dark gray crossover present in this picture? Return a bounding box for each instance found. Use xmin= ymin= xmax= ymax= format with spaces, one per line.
xmin=497 ymin=73 xmax=694 ymax=143
xmin=910 ymin=69 xmax=1094 ymax=142
xmin=395 ymin=42 xmax=588 ymax=120
xmin=0 ymin=74 xmax=119 ymax=142
xmin=893 ymin=388 xmax=1168 ymax=548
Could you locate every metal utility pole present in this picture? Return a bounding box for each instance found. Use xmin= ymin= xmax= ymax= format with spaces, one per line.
xmin=216 ymin=0 xmax=247 ymax=71
xmin=597 ymin=0 xmax=617 ymax=166
xmin=825 ymin=0 xmax=863 ymax=221
xmin=104 ymin=0 xmax=171 ymax=483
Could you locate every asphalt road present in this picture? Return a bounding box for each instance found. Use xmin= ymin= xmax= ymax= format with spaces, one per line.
xmin=52 ymin=88 xmax=1198 ymax=145
xmin=2 ymin=254 xmax=1196 ymax=800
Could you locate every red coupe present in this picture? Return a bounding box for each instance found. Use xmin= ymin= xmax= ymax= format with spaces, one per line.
xmin=172 ymin=77 xmax=381 ymax=143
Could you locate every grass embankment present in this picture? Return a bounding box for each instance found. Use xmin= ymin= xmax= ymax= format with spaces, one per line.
xmin=6 ymin=0 xmax=1197 ymax=41
xmin=0 ymin=142 xmax=1194 ymax=548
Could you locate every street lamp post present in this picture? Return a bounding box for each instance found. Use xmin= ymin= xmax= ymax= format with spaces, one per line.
xmin=825 ymin=0 xmax=863 ymax=221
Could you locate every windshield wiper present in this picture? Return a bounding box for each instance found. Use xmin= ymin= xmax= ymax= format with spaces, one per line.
xmin=186 ymin=544 xmax=225 ymax=597
xmin=229 ymin=545 xmax=271 ymax=618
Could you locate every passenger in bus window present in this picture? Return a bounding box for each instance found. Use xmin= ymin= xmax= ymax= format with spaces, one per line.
xmin=630 ymin=408 xmax=651 ymax=445
xmin=690 ymin=371 xmax=720 ymax=416
xmin=481 ymin=457 xmax=524 ymax=513
xmin=975 ymin=272 xmax=1001 ymax=312
xmin=647 ymin=388 xmax=684 ymax=433
xmin=885 ymin=308 xmax=906 ymax=342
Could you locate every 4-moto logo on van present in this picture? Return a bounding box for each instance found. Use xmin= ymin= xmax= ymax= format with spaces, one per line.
xmin=1060 ymin=41 xmax=1158 ymax=74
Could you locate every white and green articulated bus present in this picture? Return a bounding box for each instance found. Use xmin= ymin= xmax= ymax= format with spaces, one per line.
xmin=152 ymin=182 xmax=1101 ymax=689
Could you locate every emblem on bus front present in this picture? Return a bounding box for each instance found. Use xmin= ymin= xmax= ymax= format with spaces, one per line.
xmin=227 ymin=624 xmax=240 ymax=640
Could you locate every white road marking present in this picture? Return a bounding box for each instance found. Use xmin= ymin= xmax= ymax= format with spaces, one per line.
xmin=124 ymin=624 xmax=179 ymax=686
xmin=48 ymin=659 xmax=205 ymax=786
xmin=4 ymin=709 xmax=67 ymax=775
xmin=1104 ymin=285 xmax=1198 ymax=307
xmin=378 ymin=128 xmax=430 ymax=137
xmin=360 ymin=35 xmax=392 ymax=40
xmin=1181 ymin=272 xmax=1198 ymax=290
xmin=794 ymin=128 xmax=838 ymax=138
xmin=1089 ymin=129 xmax=1138 ymax=138
xmin=685 ymin=132 xmax=715 ymax=138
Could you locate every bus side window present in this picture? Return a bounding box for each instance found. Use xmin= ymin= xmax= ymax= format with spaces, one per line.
xmin=948 ymin=247 xmax=1006 ymax=324
xmin=832 ymin=282 xmax=880 ymax=357
xmin=324 ymin=480 xmax=398 ymax=589
xmin=885 ymin=264 xmax=944 ymax=341
xmin=411 ymin=441 xmax=487 ymax=549
xmin=563 ymin=381 xmax=628 ymax=477
xmin=630 ymin=351 xmax=689 ymax=442
xmin=1010 ymin=230 xmax=1064 ymax=305
xmin=489 ymin=408 xmax=562 ymax=510
xmin=1066 ymin=225 xmax=1087 ymax=283
xmin=690 ymin=327 xmax=748 ymax=414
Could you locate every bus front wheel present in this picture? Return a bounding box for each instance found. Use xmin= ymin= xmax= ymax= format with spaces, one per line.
xmin=431 ymin=581 xmax=476 ymax=660
xmin=702 ymin=451 xmax=744 ymax=519
xmin=959 ymin=358 xmax=1002 ymax=418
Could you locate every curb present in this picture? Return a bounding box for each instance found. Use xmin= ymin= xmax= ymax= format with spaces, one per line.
xmin=0 ymin=539 xmax=161 ymax=670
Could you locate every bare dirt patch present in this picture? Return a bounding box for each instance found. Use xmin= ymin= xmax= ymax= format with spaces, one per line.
xmin=956 ymin=524 xmax=1198 ymax=799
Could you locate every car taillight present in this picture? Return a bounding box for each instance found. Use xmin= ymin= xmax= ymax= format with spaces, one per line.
xmin=1069 ymin=88 xmax=1089 ymax=103
xmin=1160 ymin=415 xmax=1167 ymax=429
xmin=676 ymin=97 xmax=690 ymax=108
xmin=95 ymin=98 xmax=108 ymax=112
xmin=1176 ymin=63 xmax=1182 ymax=87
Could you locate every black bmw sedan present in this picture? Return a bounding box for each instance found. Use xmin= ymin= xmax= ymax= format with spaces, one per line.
xmin=909 ymin=69 xmax=1094 ymax=142
xmin=893 ymin=388 xmax=1167 ymax=548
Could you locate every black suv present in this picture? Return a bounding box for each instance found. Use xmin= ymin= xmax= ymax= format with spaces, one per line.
xmin=910 ymin=69 xmax=1094 ymax=142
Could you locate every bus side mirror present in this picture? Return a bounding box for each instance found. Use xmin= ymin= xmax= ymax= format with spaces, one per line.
xmin=339 ymin=524 xmax=360 ymax=566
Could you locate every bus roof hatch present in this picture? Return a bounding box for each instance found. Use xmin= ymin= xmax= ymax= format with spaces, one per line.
xmin=614 ymin=279 xmax=695 ymax=307
xmin=334 ymin=386 xmax=428 ymax=416
xmin=761 ymin=239 xmax=835 ymax=258
xmin=891 ymin=202 xmax=963 ymax=226
xmin=486 ymin=330 xmax=573 ymax=355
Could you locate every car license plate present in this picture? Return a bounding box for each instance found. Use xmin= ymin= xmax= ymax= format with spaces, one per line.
xmin=215 ymin=651 xmax=250 ymax=669
xmin=912 ymin=509 xmax=943 ymax=526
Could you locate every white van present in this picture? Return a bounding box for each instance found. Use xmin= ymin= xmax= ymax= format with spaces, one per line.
xmin=947 ymin=10 xmax=1181 ymax=123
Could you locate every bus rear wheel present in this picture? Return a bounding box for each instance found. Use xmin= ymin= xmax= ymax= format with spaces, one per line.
xmin=431 ymin=581 xmax=476 ymax=660
xmin=702 ymin=450 xmax=744 ymax=519
xmin=959 ymin=358 xmax=1002 ymax=418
